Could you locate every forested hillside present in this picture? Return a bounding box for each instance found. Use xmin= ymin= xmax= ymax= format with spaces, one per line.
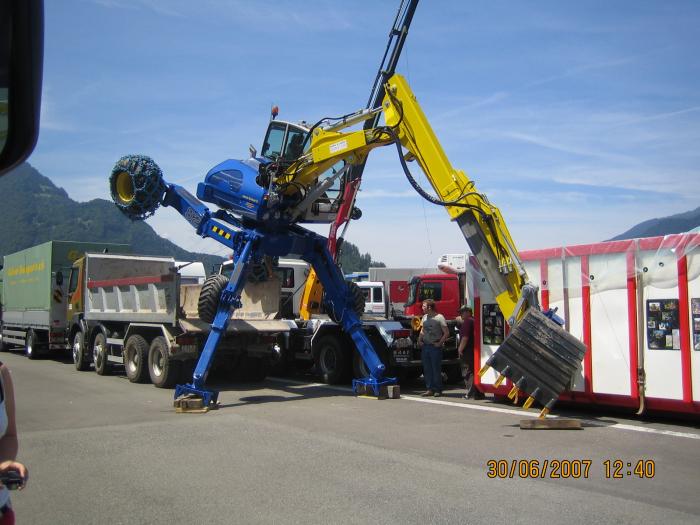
xmin=0 ymin=164 xmax=383 ymax=273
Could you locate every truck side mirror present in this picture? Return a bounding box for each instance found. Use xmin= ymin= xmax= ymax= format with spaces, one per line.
xmin=249 ymin=144 xmax=257 ymax=158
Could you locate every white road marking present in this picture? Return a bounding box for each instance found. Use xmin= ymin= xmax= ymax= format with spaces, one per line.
xmin=268 ymin=377 xmax=700 ymax=441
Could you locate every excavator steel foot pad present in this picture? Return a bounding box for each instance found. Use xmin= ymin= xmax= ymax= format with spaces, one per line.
xmin=355 ymin=384 xmax=401 ymax=399
xmin=174 ymin=394 xmax=219 ymax=414
xmin=520 ymin=418 xmax=582 ymax=430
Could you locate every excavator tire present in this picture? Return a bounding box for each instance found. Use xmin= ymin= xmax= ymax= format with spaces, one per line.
xmin=325 ymin=281 xmax=366 ymax=323
xmin=109 ymin=154 xmax=166 ymax=220
xmin=198 ymin=274 xmax=229 ymax=324
xmin=349 ymin=281 xmax=366 ymax=317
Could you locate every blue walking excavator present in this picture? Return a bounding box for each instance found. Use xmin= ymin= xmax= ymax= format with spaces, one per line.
xmin=108 ymin=1 xmax=586 ymax=416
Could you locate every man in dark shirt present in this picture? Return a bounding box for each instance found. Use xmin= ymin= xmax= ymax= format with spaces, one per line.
xmin=457 ymin=306 xmax=484 ymax=399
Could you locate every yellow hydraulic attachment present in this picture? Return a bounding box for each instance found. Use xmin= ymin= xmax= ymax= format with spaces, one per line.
xmin=297 ymin=74 xmax=527 ymax=324
xmin=291 ymin=74 xmax=586 ymax=413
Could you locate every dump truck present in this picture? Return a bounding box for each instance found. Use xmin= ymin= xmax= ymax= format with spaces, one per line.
xmin=66 ymin=252 xmax=284 ymax=387
xmin=0 ymin=241 xmax=130 ymax=357
xmin=217 ymin=258 xmax=421 ymax=385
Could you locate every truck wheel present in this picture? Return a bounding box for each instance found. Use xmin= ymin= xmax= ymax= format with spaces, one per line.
xmin=72 ymin=330 xmax=90 ymax=371
xmin=0 ymin=325 xmax=10 ymax=352
xmin=445 ymin=363 xmax=463 ymax=384
xmin=198 ymin=274 xmax=229 ymax=324
xmin=235 ymin=356 xmax=269 ymax=382
xmin=314 ymin=336 xmax=348 ymax=384
xmin=179 ymin=359 xmax=196 ymax=384
xmin=398 ymin=368 xmax=422 ymax=383
xmin=93 ymin=333 xmax=111 ymax=376
xmin=148 ymin=336 xmax=180 ymax=388
xmin=352 ymin=346 xmax=391 ymax=380
xmin=25 ymin=329 xmax=40 ymax=360
xmin=352 ymin=335 xmax=395 ymax=379
xmin=123 ymin=334 xmax=149 ymax=383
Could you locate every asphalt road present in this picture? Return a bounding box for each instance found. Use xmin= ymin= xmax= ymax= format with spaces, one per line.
xmin=4 ymin=350 xmax=700 ymax=525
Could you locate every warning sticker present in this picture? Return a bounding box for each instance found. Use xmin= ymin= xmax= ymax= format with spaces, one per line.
xmin=329 ymin=140 xmax=348 ymax=154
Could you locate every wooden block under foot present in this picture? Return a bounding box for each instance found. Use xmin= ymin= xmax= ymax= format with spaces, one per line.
xmin=519 ymin=418 xmax=582 ymax=430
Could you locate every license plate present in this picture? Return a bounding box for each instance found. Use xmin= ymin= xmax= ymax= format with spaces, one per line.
xmin=179 ymin=344 xmax=197 ymax=354
xmin=393 ymin=349 xmax=410 ymax=362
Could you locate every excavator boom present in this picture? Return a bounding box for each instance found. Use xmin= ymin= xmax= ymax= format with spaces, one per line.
xmin=284 ymin=73 xmax=587 ymax=413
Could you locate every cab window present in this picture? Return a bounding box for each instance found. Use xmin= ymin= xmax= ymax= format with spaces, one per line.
xmin=419 ymin=281 xmax=442 ymax=301
xmin=261 ymin=122 xmax=286 ymax=160
xmin=283 ymin=128 xmax=307 ymax=161
xmin=274 ymin=267 xmax=294 ymax=289
xmin=261 ymin=122 xmax=309 ymax=161
xmin=68 ymin=268 xmax=79 ymax=294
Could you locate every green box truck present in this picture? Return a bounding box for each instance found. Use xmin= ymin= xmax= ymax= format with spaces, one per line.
xmin=0 ymin=241 xmax=130 ymax=357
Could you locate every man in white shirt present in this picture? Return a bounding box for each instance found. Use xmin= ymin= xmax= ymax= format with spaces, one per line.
xmin=417 ymin=299 xmax=449 ymax=397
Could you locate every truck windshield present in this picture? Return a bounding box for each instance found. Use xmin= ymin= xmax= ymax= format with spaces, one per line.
xmin=405 ymin=277 xmax=420 ymax=307
xmin=68 ymin=267 xmax=79 ymax=294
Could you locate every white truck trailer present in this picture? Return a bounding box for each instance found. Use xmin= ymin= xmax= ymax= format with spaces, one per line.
xmin=0 ymin=241 xmax=130 ymax=357
xmin=68 ymin=252 xmax=285 ymax=387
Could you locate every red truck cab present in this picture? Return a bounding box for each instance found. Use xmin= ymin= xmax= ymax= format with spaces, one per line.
xmin=403 ymin=273 xmax=463 ymax=319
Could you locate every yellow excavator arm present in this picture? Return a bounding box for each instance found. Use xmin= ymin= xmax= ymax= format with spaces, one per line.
xmin=295 ymin=73 xmax=529 ymax=323
xmin=290 ymin=73 xmax=586 ymax=415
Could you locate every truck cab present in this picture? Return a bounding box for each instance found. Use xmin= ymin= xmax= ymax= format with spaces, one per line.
xmin=356 ymin=281 xmax=387 ymax=317
xmin=404 ymin=273 xmax=462 ymax=320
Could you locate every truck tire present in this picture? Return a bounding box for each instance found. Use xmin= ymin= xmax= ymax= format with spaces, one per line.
xmin=25 ymin=329 xmax=40 ymax=360
xmin=179 ymin=359 xmax=196 ymax=385
xmin=445 ymin=363 xmax=463 ymax=384
xmin=93 ymin=333 xmax=111 ymax=376
xmin=198 ymin=274 xmax=229 ymax=324
xmin=235 ymin=356 xmax=269 ymax=382
xmin=72 ymin=330 xmax=91 ymax=371
xmin=0 ymin=324 xmax=10 ymax=352
xmin=148 ymin=336 xmax=180 ymax=388
xmin=352 ymin=345 xmax=391 ymax=380
xmin=352 ymin=332 xmax=395 ymax=379
xmin=398 ymin=368 xmax=422 ymax=383
xmin=123 ymin=334 xmax=149 ymax=383
xmin=314 ymin=336 xmax=348 ymax=384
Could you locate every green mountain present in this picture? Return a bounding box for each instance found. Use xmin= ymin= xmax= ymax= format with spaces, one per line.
xmin=0 ymin=163 xmax=383 ymax=273
xmin=0 ymin=163 xmax=225 ymax=272
xmin=337 ymin=239 xmax=385 ymax=273
xmin=609 ymin=206 xmax=700 ymax=241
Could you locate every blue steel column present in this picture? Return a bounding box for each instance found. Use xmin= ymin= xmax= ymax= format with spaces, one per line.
xmin=174 ymin=236 xmax=257 ymax=406
xmin=302 ymin=236 xmax=392 ymax=387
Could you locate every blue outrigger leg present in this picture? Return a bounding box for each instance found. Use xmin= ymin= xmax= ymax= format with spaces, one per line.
xmin=174 ymin=234 xmax=258 ymax=408
xmin=161 ymin=182 xmax=396 ymax=407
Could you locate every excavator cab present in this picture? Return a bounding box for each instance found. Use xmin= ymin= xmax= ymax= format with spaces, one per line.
xmin=260 ymin=120 xmax=347 ymax=224
xmin=261 ymin=121 xmax=309 ymax=162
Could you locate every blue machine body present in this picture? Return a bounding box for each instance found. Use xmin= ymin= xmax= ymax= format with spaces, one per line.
xmin=197 ymin=159 xmax=267 ymax=222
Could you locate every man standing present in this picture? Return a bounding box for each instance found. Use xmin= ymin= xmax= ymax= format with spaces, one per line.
xmin=458 ymin=306 xmax=484 ymax=399
xmin=417 ymin=299 xmax=449 ymax=397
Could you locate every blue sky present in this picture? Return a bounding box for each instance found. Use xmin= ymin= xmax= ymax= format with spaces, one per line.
xmin=30 ymin=0 xmax=700 ymax=267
